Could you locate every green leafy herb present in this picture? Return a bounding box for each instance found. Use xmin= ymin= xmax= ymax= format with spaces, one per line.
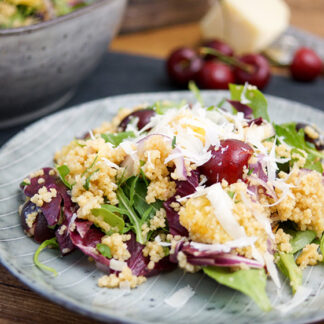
xmin=56 ymin=165 xmax=73 ymax=189
xmin=140 ymin=168 xmax=149 ymax=186
xmin=276 ymin=252 xmax=302 ymax=294
xmin=83 ymin=168 xmax=99 ymax=190
xmin=101 ymin=131 xmax=135 ymax=147
xmin=188 ymin=80 xmax=204 ymax=106
xmin=247 ymin=167 xmax=254 ymax=176
xmin=33 ymin=237 xmax=59 ymax=276
xmin=172 ymin=136 xmax=177 ymax=149
xmin=117 ymin=188 xmax=144 ymax=243
xmin=114 ymin=177 xmax=163 ymax=244
xmin=217 ymin=97 xmax=226 ymax=108
xmin=96 ymin=243 xmax=112 ymax=258
xmin=274 ymin=123 xmax=324 ymax=173
xmin=290 ymin=230 xmax=316 ymax=254
xmin=229 ymin=83 xmax=270 ymax=121
xmin=153 ymin=100 xmax=186 ymax=115
xmin=203 ymin=266 xmax=271 ymax=311
xmin=91 ymin=206 xmax=125 ymax=233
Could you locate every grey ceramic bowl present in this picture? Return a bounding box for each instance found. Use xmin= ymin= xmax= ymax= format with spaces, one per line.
xmin=0 ymin=0 xmax=127 ymax=128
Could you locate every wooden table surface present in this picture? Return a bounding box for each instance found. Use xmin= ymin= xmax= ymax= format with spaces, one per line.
xmin=1 ymin=1 xmax=324 ymax=323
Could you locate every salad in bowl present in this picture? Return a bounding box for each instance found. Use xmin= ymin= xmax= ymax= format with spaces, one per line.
xmin=19 ymin=83 xmax=324 ymax=311
xmin=0 ymin=0 xmax=93 ymax=28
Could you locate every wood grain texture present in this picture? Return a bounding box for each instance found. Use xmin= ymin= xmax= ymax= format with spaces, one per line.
xmin=1 ymin=1 xmax=324 ymax=323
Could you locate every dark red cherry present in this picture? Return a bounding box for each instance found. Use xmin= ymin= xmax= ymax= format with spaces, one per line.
xmin=290 ymin=47 xmax=322 ymax=82
xmin=197 ymin=61 xmax=235 ymax=89
xmin=234 ymin=54 xmax=271 ymax=89
xmin=203 ymin=39 xmax=234 ymax=59
xmin=166 ymin=47 xmax=203 ymax=86
xmin=199 ymin=139 xmax=254 ymax=185
xmin=119 ymin=109 xmax=156 ymax=131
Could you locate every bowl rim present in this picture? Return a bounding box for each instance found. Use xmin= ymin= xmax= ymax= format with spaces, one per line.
xmin=0 ymin=0 xmax=120 ymax=36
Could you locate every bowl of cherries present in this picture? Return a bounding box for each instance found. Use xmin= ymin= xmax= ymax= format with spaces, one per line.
xmin=166 ymin=40 xmax=323 ymax=90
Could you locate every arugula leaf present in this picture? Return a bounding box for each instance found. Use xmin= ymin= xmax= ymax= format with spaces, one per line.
xmin=124 ymin=178 xmax=162 ymax=218
xmin=57 ymin=165 xmax=73 ymax=189
xmin=290 ymin=230 xmax=316 ymax=254
xmin=33 ymin=237 xmax=59 ymax=276
xmin=274 ymin=123 xmax=324 ymax=173
xmin=91 ymin=206 xmax=125 ymax=232
xmin=129 ymin=175 xmax=139 ymax=207
xmin=203 ymin=266 xmax=271 ymax=311
xmin=101 ymin=131 xmax=135 ymax=147
xmin=188 ymin=81 xmax=204 ymax=106
xmin=96 ymin=243 xmax=112 ymax=258
xmin=117 ymin=188 xmax=144 ymax=244
xmin=276 ymin=252 xmax=302 ymax=294
xmin=229 ymin=83 xmax=270 ymax=121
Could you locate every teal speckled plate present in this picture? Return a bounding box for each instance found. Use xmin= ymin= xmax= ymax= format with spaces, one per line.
xmin=0 ymin=91 xmax=324 ymax=324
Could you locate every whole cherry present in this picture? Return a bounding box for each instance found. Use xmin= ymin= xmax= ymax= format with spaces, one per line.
xmin=197 ymin=61 xmax=235 ymax=89
xmin=199 ymin=139 xmax=254 ymax=185
xmin=290 ymin=47 xmax=322 ymax=82
xmin=234 ymin=54 xmax=271 ymax=89
xmin=166 ymin=47 xmax=203 ymax=86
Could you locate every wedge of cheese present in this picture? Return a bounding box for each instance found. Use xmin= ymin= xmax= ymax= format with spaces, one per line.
xmin=201 ymin=0 xmax=290 ymax=54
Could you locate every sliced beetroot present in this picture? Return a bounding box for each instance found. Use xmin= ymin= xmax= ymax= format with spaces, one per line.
xmin=22 ymin=167 xmax=75 ymax=227
xmin=70 ymin=220 xmax=110 ymax=268
xmin=126 ymin=232 xmax=176 ymax=277
xmin=199 ymin=139 xmax=254 ymax=185
xmin=164 ymin=170 xmax=200 ymax=236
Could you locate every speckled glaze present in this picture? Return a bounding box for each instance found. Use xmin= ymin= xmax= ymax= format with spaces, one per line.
xmin=0 ymin=0 xmax=127 ymax=128
xmin=0 ymin=91 xmax=323 ymax=324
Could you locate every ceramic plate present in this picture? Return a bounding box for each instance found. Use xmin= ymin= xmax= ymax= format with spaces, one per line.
xmin=0 ymin=91 xmax=324 ymax=324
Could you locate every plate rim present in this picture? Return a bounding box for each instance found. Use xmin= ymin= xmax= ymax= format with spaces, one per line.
xmin=1 ymin=89 xmax=324 ymax=324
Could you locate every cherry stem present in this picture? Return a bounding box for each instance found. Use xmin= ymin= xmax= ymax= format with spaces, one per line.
xmin=200 ymin=47 xmax=254 ymax=73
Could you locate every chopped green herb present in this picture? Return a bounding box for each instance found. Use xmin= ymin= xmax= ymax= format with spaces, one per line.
xmin=229 ymin=83 xmax=270 ymax=121
xmin=139 ymin=160 xmax=146 ymax=167
xmin=129 ymin=175 xmax=139 ymax=206
xmin=227 ymin=191 xmax=235 ymax=199
xmin=153 ymin=100 xmax=186 ymax=115
xmin=33 ymin=237 xmax=59 ymax=276
xmin=247 ymin=167 xmax=254 ymax=176
xmin=91 ymin=206 xmax=125 ymax=233
xmin=276 ymin=252 xmax=302 ymax=294
xmin=96 ymin=243 xmax=112 ymax=258
xmin=172 ymin=136 xmax=177 ymax=149
xmin=82 ymin=155 xmax=98 ymax=177
xmin=20 ymin=180 xmax=30 ymax=187
xmin=188 ymin=80 xmax=204 ymax=106
xmin=203 ymin=266 xmax=271 ymax=311
xmin=101 ymin=131 xmax=135 ymax=147
xmin=83 ymin=168 xmax=99 ymax=190
xmin=140 ymin=168 xmax=149 ymax=186
xmin=217 ymin=97 xmax=226 ymax=108
xmin=57 ymin=165 xmax=73 ymax=189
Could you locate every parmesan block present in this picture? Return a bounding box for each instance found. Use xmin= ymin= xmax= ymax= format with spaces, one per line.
xmin=200 ymin=0 xmax=290 ymax=54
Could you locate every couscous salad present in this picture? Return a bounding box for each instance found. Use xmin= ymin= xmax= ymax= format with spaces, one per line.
xmin=19 ymin=84 xmax=324 ymax=311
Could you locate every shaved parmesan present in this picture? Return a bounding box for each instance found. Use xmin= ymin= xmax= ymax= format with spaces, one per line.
xmin=164 ymin=285 xmax=195 ymax=308
xmin=190 ymin=237 xmax=257 ymax=253
xmin=101 ymin=157 xmax=120 ymax=169
xmin=264 ymin=251 xmax=281 ymax=288
xmin=207 ymin=183 xmax=246 ymax=240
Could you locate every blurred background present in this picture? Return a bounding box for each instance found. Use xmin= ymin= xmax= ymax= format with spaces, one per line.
xmin=0 ymin=0 xmax=324 ymax=322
